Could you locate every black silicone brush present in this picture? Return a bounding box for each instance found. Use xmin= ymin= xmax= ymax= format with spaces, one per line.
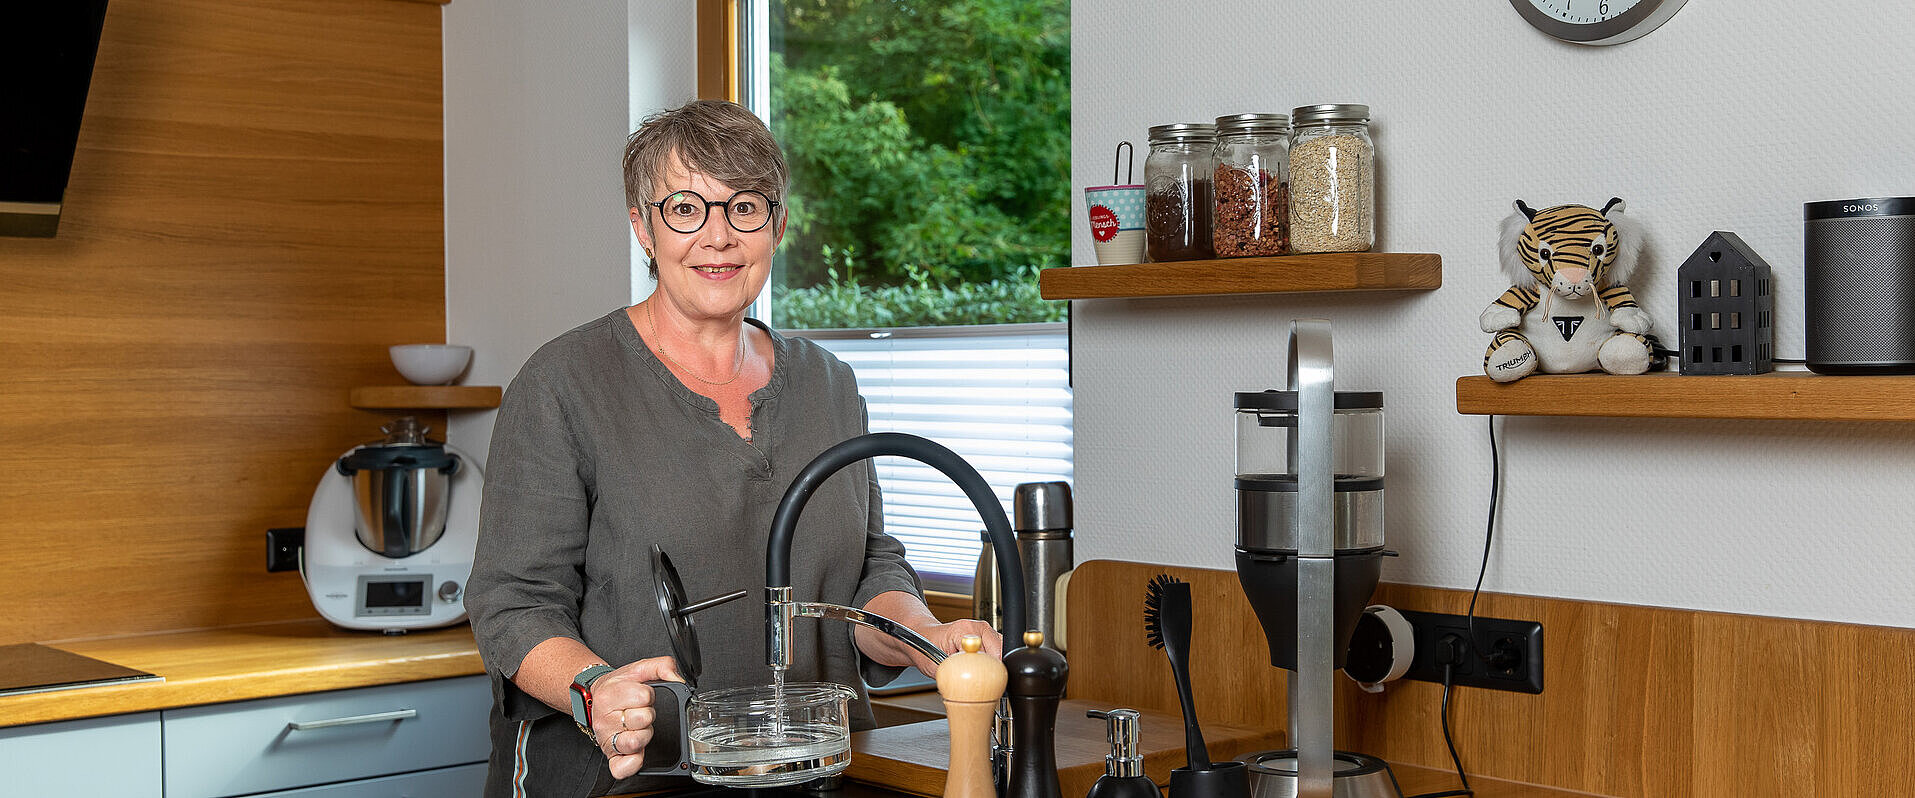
xmin=1144 ymin=573 xmax=1211 ymax=769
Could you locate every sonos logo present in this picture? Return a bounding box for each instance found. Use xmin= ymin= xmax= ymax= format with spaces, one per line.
xmin=1844 ymin=203 xmax=1881 ymax=213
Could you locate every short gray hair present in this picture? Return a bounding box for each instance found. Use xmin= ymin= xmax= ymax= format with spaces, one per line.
xmin=623 ymin=99 xmax=790 ymax=220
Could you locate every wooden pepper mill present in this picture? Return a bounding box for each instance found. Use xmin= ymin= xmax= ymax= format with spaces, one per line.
xmin=939 ymin=633 xmax=1008 ymax=798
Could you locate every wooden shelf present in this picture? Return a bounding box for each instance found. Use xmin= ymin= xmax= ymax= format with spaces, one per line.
xmin=349 ymin=385 xmax=501 ymax=411
xmin=1456 ymin=371 xmax=1915 ymax=421
xmin=1037 ymin=252 xmax=1441 ymax=299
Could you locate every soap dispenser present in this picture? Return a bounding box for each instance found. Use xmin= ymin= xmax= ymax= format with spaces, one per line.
xmin=1085 ymin=709 xmax=1159 ymax=798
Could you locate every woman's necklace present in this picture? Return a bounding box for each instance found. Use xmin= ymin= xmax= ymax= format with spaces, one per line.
xmin=647 ymin=303 xmax=747 ymax=387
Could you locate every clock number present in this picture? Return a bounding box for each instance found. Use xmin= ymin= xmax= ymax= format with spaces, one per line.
xmin=1600 ymin=1 xmax=1610 ymax=14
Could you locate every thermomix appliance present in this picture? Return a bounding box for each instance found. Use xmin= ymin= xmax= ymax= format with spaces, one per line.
xmin=303 ymin=417 xmax=482 ymax=632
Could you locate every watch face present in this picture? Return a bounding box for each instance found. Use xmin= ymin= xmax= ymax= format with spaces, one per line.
xmin=1511 ymin=0 xmax=1687 ymax=45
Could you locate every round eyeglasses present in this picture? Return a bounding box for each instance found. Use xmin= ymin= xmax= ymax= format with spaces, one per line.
xmin=649 ymin=189 xmax=780 ymax=234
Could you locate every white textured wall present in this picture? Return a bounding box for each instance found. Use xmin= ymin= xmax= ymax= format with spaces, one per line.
xmin=443 ymin=3 xmax=695 ymax=461
xmin=1071 ymin=2 xmax=1915 ymax=628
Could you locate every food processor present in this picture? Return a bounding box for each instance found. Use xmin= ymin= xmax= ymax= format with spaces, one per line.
xmin=302 ymin=417 xmax=480 ymax=632
xmin=1234 ymin=320 xmax=1399 ymax=798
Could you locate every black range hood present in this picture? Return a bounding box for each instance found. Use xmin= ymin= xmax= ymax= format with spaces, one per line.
xmin=1 ymin=1 xmax=110 ymax=238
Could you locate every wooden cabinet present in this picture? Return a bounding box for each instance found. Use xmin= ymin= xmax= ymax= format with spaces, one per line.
xmin=0 ymin=711 xmax=163 ymax=797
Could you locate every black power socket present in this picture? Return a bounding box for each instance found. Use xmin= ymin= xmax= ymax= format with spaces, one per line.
xmin=1396 ymin=608 xmax=1543 ymax=694
xmin=266 ymin=527 xmax=304 ymax=573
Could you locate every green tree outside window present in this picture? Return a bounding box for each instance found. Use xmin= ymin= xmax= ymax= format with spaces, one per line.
xmin=769 ymin=0 xmax=1070 ymax=328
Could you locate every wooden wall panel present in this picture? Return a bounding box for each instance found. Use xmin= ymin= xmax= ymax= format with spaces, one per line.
xmin=1066 ymin=560 xmax=1915 ymax=798
xmin=0 ymin=0 xmax=445 ymax=643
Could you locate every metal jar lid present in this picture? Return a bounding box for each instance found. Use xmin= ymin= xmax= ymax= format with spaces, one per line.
xmin=1147 ymin=123 xmax=1216 ymax=144
xmin=1214 ymin=113 xmax=1290 ymax=136
xmin=1290 ymin=103 xmax=1371 ymax=125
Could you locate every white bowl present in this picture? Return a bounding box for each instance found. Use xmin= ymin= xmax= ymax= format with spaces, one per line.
xmin=389 ymin=344 xmax=472 ymax=385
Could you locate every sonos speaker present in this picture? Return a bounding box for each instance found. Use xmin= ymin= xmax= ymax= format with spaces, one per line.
xmin=1805 ymin=196 xmax=1915 ymax=374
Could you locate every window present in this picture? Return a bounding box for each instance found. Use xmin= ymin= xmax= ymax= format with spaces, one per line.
xmin=691 ymin=0 xmax=1072 ymax=592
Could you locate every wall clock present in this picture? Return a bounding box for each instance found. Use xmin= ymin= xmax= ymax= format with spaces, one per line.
xmin=1509 ymin=0 xmax=1689 ymax=46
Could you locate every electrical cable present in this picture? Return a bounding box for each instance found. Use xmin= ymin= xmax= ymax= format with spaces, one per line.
xmin=1464 ymin=415 xmax=1500 ymax=663
xmin=1403 ymin=660 xmax=1473 ymax=798
xmin=1405 ymin=417 xmax=1502 ymax=798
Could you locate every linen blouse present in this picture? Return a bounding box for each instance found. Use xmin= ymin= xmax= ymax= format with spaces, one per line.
xmin=465 ymin=308 xmax=921 ymax=797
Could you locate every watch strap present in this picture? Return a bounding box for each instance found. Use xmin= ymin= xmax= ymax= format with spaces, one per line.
xmin=568 ymin=663 xmax=616 ymax=737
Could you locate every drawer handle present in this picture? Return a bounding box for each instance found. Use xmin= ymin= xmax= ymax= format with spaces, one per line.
xmin=288 ymin=708 xmax=418 ymax=731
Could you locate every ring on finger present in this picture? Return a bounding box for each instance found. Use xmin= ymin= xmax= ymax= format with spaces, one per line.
xmin=609 ymin=730 xmax=622 ymax=753
xmin=619 ymin=708 xmax=634 ymax=729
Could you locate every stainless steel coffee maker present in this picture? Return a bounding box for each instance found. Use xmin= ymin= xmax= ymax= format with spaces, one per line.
xmin=1234 ymin=320 xmax=1398 ymax=798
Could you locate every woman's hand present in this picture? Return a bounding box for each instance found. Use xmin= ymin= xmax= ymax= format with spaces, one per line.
xmin=588 ymin=656 xmax=685 ymax=779
xmin=909 ymin=618 xmax=1003 ymax=676
xmin=855 ymin=591 xmax=1003 ymax=678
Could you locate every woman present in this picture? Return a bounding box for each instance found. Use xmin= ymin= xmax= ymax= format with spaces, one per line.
xmin=465 ymin=99 xmax=1000 ymax=798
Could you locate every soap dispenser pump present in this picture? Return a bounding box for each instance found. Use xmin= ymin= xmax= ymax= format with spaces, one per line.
xmin=1084 ymin=709 xmax=1159 ymax=798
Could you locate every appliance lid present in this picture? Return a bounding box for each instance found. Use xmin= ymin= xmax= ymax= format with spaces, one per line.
xmin=1235 ymin=389 xmax=1383 ymax=411
xmin=335 ymin=444 xmax=459 ymax=476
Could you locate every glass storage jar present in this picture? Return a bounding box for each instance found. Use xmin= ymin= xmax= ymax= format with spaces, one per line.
xmin=1211 ymin=113 xmax=1290 ymax=258
xmin=1288 ymin=104 xmax=1375 ymax=253
xmin=1143 ymin=123 xmax=1216 ymax=262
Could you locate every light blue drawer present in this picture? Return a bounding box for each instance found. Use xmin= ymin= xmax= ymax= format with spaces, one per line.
xmin=251 ymin=762 xmax=487 ymax=798
xmin=0 ymin=711 xmax=162 ymax=798
xmin=163 ymin=675 xmax=489 ymax=798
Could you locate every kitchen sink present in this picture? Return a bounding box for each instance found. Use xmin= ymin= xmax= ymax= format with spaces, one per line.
xmin=652 ymin=781 xmax=919 ymax=798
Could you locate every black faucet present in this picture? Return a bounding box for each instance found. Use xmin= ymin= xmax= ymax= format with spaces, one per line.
xmin=764 ymin=432 xmax=1028 ymax=673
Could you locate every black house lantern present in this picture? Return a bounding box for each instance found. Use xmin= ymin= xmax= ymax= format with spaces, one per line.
xmin=1677 ymin=231 xmax=1775 ymax=375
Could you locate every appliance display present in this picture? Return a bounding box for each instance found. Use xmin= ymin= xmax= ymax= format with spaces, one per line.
xmin=302 ymin=418 xmax=480 ymax=632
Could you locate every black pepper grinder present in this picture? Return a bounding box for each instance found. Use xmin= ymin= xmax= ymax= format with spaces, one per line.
xmin=1003 ymin=629 xmax=1068 ymax=798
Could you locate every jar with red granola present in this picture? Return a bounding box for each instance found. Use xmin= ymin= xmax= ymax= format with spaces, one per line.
xmin=1211 ymin=113 xmax=1290 ymax=258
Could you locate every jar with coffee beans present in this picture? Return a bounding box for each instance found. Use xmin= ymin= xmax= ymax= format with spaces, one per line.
xmin=1144 ymin=123 xmax=1217 ymax=262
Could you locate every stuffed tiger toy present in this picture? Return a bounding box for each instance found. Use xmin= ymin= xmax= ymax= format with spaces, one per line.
xmin=1480 ymin=198 xmax=1657 ymax=383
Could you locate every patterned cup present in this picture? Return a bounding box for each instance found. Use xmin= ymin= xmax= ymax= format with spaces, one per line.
xmin=1084 ymin=184 xmax=1146 ymax=265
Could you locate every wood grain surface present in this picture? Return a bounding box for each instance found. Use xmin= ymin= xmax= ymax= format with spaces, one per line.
xmin=0 ymin=0 xmax=445 ymax=643
xmin=1065 ymin=560 xmax=1915 ymax=798
xmin=847 ymin=699 xmax=1282 ymax=798
xmin=349 ymin=385 xmax=502 ymax=410
xmin=1456 ymin=372 xmax=1915 ymax=421
xmin=1037 ymin=253 xmax=1442 ymax=299
xmin=0 ymin=621 xmax=480 ymax=726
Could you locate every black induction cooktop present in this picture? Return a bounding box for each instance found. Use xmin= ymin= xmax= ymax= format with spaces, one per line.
xmin=0 ymin=643 xmax=161 ymax=697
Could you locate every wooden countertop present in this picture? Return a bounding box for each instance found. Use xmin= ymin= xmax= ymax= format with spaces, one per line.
xmin=1 ymin=620 xmax=482 ymax=727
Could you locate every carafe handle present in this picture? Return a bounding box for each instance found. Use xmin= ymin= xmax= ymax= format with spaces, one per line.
xmin=638 ymin=680 xmax=695 ymax=775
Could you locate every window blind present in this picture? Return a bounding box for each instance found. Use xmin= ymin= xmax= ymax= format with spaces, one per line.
xmin=789 ymin=324 xmax=1073 ymax=593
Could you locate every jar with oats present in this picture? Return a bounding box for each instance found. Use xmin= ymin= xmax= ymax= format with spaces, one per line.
xmin=1143 ymin=123 xmax=1217 ymax=262
xmin=1288 ymin=104 xmax=1375 ymax=253
xmin=1211 ymin=113 xmax=1290 ymax=258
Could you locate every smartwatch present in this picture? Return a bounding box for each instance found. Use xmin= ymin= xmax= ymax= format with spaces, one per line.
xmin=568 ymin=663 xmax=616 ymax=739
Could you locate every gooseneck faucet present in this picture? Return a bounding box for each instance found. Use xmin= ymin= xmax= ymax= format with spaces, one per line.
xmin=765 ymin=432 xmax=1028 ymax=675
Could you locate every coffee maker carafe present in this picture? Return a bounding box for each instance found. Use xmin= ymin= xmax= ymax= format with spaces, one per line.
xmin=1234 ymin=320 xmax=1398 ymax=798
